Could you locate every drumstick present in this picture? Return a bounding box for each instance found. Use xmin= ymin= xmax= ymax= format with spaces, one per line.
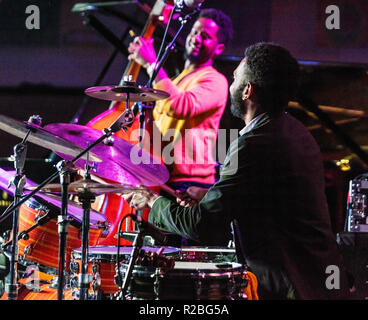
xmin=157 ymin=247 xmax=164 ymax=256
xmin=159 ymin=183 xmax=184 ymax=200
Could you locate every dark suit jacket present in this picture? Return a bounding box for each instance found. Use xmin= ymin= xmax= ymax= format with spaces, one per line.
xmin=149 ymin=112 xmax=350 ymax=299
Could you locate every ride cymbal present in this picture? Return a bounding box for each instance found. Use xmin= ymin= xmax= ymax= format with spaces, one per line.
xmin=27 ymin=178 xmax=143 ymax=196
xmin=84 ymin=83 xmax=170 ymax=102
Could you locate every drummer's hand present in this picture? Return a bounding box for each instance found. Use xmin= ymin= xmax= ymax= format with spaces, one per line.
xmin=176 ymin=186 xmax=208 ymax=207
xmin=122 ymin=188 xmax=160 ymax=211
xmin=128 ymin=36 xmax=156 ymax=69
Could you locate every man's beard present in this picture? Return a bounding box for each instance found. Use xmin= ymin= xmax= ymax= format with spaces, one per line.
xmin=184 ymin=49 xmax=203 ymax=64
xmin=230 ymin=88 xmax=245 ymax=119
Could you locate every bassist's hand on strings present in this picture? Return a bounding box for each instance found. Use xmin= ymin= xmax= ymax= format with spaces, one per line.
xmin=127 ymin=36 xmax=169 ymax=82
xmin=128 ymin=36 xmax=156 ymax=69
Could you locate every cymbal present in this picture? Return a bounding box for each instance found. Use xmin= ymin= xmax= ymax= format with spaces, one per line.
xmin=27 ymin=178 xmax=143 ymax=195
xmin=0 ymin=114 xmax=101 ymax=162
xmin=84 ymin=83 xmax=170 ymax=102
xmin=0 ymin=168 xmax=107 ymax=225
xmin=43 ymin=123 xmax=169 ymax=186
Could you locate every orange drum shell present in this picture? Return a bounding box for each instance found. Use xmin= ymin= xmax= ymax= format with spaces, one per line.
xmin=0 ymin=284 xmax=74 ymax=300
xmin=18 ymin=284 xmax=74 ymax=300
xmin=17 ymin=203 xmax=102 ymax=271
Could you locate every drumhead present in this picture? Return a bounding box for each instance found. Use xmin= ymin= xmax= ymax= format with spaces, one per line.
xmin=72 ymin=245 xmax=180 ymax=261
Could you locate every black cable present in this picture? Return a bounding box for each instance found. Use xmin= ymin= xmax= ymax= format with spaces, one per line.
xmin=155 ymin=4 xmax=176 ymax=66
xmin=146 ymin=3 xmax=176 ymax=88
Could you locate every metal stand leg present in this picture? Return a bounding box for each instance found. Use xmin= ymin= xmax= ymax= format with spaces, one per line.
xmin=6 ymin=142 xmax=27 ymax=300
xmin=56 ymin=160 xmax=73 ymax=301
xmin=118 ymin=232 xmax=144 ymax=300
xmin=78 ymin=189 xmax=95 ymax=300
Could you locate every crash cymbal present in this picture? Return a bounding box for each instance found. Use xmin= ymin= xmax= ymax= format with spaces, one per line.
xmin=84 ymin=83 xmax=170 ymax=102
xmin=0 ymin=114 xmax=101 ymax=162
xmin=43 ymin=123 xmax=169 ymax=186
xmin=27 ymin=178 xmax=143 ymax=196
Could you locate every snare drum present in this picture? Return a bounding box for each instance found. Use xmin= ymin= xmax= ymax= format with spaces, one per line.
xmin=17 ymin=195 xmax=107 ymax=271
xmin=69 ymin=245 xmax=180 ymax=298
xmin=124 ymin=261 xmax=248 ymax=300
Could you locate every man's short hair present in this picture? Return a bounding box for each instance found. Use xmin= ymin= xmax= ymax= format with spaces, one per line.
xmin=199 ymin=8 xmax=233 ymax=47
xmin=244 ymin=42 xmax=300 ymax=114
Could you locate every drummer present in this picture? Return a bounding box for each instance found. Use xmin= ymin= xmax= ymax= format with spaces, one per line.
xmin=123 ymin=43 xmax=351 ymax=300
xmin=128 ymin=8 xmax=233 ymax=203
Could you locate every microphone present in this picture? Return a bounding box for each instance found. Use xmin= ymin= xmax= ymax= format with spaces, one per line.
xmin=169 ymin=0 xmax=204 ymax=13
xmin=131 ymin=214 xmax=167 ymax=245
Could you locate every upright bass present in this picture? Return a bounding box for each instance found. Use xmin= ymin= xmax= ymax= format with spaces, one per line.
xmin=86 ymin=0 xmax=174 ymax=245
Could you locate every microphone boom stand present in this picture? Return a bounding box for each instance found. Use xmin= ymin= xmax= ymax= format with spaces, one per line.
xmin=117 ymin=230 xmax=145 ymax=300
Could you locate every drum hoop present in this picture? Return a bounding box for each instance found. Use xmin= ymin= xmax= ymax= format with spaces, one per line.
xmin=71 ymin=245 xmax=180 ymax=262
xmin=130 ymin=262 xmax=246 ymax=278
xmin=180 ymin=247 xmax=236 ymax=253
xmin=24 ymin=195 xmax=101 ymax=230
xmin=24 ymin=197 xmax=50 ymax=214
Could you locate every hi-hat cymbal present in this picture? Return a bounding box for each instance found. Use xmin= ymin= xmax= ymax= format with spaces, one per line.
xmin=84 ymin=83 xmax=170 ymax=102
xmin=0 ymin=168 xmax=107 ymax=226
xmin=27 ymin=178 xmax=143 ymax=196
xmin=0 ymin=114 xmax=101 ymax=162
xmin=43 ymin=123 xmax=169 ymax=186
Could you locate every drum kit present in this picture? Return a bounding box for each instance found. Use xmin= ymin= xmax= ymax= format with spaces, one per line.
xmin=0 ymin=81 xmax=248 ymax=301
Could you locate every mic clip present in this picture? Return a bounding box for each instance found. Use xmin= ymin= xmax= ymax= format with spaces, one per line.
xmin=174 ymin=0 xmax=202 ymax=16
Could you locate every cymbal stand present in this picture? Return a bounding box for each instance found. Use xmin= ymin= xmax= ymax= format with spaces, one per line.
xmin=77 ymin=153 xmax=95 ymax=300
xmin=5 ymin=125 xmax=31 ymax=300
xmin=55 ymin=159 xmax=74 ymax=301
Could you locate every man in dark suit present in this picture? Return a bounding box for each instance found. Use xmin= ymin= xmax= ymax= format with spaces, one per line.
xmin=123 ymin=43 xmax=350 ymax=299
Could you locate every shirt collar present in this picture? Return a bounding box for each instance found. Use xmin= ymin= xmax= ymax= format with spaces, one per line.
xmin=239 ymin=113 xmax=267 ymax=136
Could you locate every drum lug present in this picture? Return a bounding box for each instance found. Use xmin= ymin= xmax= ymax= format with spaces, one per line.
xmin=92 ymin=261 xmax=99 ymax=274
xmin=35 ymin=207 xmax=49 ymax=224
xmin=70 ymin=275 xmax=79 ymax=290
xmin=2 ymin=230 xmax=11 ymax=242
xmin=92 ymin=272 xmax=101 ymax=292
xmin=70 ymin=260 xmax=80 ymax=274
xmin=50 ymin=273 xmax=70 ymax=290
xmin=92 ymin=261 xmax=101 ymax=293
xmin=24 ymin=244 xmax=33 ymax=258
xmin=97 ymin=221 xmax=110 ymax=237
xmin=153 ymin=268 xmax=164 ymax=300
